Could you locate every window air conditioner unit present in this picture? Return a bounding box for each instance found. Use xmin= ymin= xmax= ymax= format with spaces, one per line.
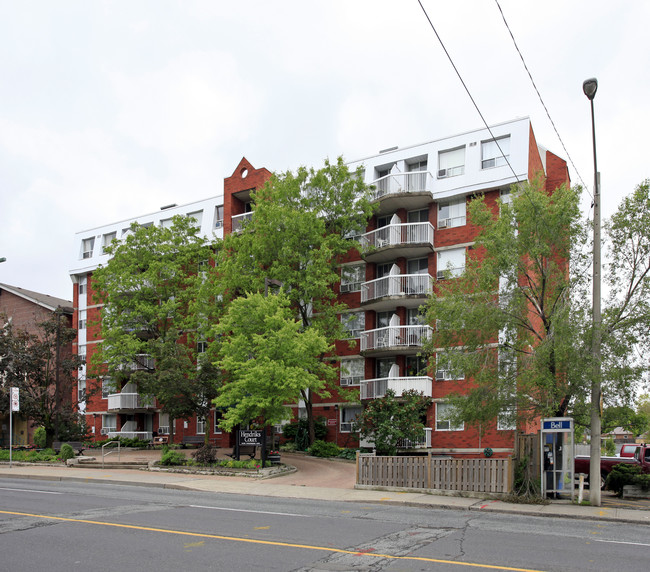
xmin=437 ymin=218 xmax=450 ymax=229
xmin=435 ymin=370 xmax=448 ymax=381
xmin=437 ymin=270 xmax=446 ymax=280
xmin=82 ymin=251 xmax=93 ymax=259
xmin=215 ymin=220 xmax=223 ymax=229
xmin=438 ymin=169 xmax=448 ymax=178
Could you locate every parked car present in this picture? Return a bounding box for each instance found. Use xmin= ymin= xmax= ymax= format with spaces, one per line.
xmin=619 ymin=443 xmax=641 ymax=457
xmin=575 ymin=444 xmax=650 ymax=487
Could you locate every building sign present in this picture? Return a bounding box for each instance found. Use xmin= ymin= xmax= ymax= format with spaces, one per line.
xmin=10 ymin=387 xmax=19 ymax=412
xmin=327 ymin=419 xmax=337 ymax=426
xmin=238 ymin=429 xmax=262 ymax=446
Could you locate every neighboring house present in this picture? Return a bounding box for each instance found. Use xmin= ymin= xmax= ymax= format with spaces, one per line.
xmin=69 ymin=117 xmax=569 ymax=458
xmin=603 ymin=427 xmax=636 ymax=444
xmin=0 ymin=283 xmax=74 ymax=447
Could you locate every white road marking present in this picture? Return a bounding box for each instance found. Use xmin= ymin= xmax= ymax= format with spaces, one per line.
xmin=190 ymin=505 xmax=312 ymax=517
xmin=0 ymin=487 xmax=62 ymax=495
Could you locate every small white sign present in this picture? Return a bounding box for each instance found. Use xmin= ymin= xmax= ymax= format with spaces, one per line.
xmin=10 ymin=387 xmax=19 ymax=412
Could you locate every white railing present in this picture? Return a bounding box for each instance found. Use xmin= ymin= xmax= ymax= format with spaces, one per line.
xmin=360 ymin=222 xmax=434 ymax=251
xmin=232 ymin=211 xmax=253 ymax=232
xmin=372 ymin=171 xmax=433 ymax=200
xmin=158 ymin=426 xmax=170 ymax=435
xmin=118 ymin=354 xmax=155 ymax=371
xmin=360 ymin=325 xmax=432 ymax=352
xmin=361 ymin=273 xmax=432 ymax=303
xmin=105 ymin=430 xmax=153 ymax=440
xmin=107 ymin=392 xmax=155 ymax=411
xmin=397 ymin=427 xmax=432 ymax=449
xmin=360 ymin=376 xmax=432 ymax=399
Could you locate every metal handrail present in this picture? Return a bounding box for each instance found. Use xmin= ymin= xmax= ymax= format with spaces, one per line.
xmin=101 ymin=440 xmax=121 ymax=468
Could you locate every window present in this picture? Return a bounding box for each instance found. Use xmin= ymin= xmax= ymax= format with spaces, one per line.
xmin=158 ymin=413 xmax=170 ymax=435
xmin=340 ymin=406 xmax=362 ymax=433
xmin=436 ymin=402 xmax=464 ymax=431
xmin=376 ymin=357 xmax=396 ymax=378
xmin=407 ymin=208 xmax=429 ymax=223
xmin=438 ymin=147 xmax=465 ymax=178
xmin=406 ymin=307 xmax=425 ymax=326
xmin=482 ymin=136 xmax=510 ymax=169
xmin=340 ymin=357 xmax=364 ymax=386
xmin=435 ymin=352 xmax=464 ymax=381
xmin=102 ymin=414 xmax=117 ymax=435
xmin=497 ymin=408 xmax=517 ymax=431
xmin=77 ymin=377 xmax=86 ymax=403
xmin=160 ymin=218 xmax=174 ymax=229
xmin=406 ymin=160 xmax=428 ymax=191
xmin=102 ymin=378 xmax=115 ymax=399
xmin=102 ymin=232 xmax=116 ymax=253
xmin=407 ymin=257 xmax=428 ymax=275
xmin=438 ymin=198 xmax=466 ymax=229
xmin=78 ymin=345 xmax=86 ymax=367
xmin=437 ymin=247 xmax=465 ymax=279
xmin=406 ymin=355 xmax=427 ymax=377
xmin=78 ymin=310 xmax=87 ymax=330
xmin=187 ymin=210 xmax=203 ymax=227
xmin=214 ymin=411 xmax=223 ymax=434
xmin=197 ymin=341 xmax=208 ymax=354
xmin=341 ymin=311 xmax=364 ymax=339
xmin=196 ymin=418 xmax=206 ymax=435
xmin=81 ymin=237 xmax=95 ymax=259
xmin=340 ymin=263 xmax=364 ymax=293
xmin=78 ymin=276 xmax=87 ymax=296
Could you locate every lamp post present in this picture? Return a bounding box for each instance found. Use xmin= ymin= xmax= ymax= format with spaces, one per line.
xmin=583 ymin=77 xmax=601 ymax=506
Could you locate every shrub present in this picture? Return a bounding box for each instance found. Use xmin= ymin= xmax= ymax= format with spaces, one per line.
xmin=160 ymin=450 xmax=186 ymax=466
xmin=192 ymin=445 xmax=218 ymax=465
xmin=633 ymin=474 xmax=650 ymax=491
xmin=282 ymin=418 xmax=328 ymax=450
xmin=605 ymin=463 xmax=642 ymax=497
xmin=337 ymin=448 xmax=358 ymax=460
xmin=33 ymin=427 xmax=47 ymax=449
xmin=309 ymin=440 xmax=340 ymax=458
xmin=59 ymin=443 xmax=75 ymax=461
xmin=603 ymin=437 xmax=616 ymax=457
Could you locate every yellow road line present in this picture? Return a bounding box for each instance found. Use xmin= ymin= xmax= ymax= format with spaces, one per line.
xmin=0 ymin=510 xmax=545 ymax=572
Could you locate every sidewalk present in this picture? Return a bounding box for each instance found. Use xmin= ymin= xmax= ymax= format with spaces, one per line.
xmin=1 ymin=451 xmax=649 ymax=526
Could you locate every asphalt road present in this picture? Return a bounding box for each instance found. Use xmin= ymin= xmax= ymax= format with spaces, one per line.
xmin=1 ymin=478 xmax=649 ymax=572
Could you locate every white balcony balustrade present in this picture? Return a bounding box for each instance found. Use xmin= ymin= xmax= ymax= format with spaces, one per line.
xmin=231 ymin=211 xmax=253 ymax=232
xmin=360 ymin=376 xmax=432 ymax=399
xmin=372 ymin=171 xmax=433 ymax=201
xmin=104 ymin=420 xmax=152 ymax=441
xmin=107 ymin=392 xmax=155 ymax=411
xmin=360 ymin=222 xmax=434 ymax=252
xmin=397 ymin=427 xmax=432 ymax=449
xmin=360 ymin=325 xmax=432 ymax=352
xmin=361 ymin=273 xmax=433 ymax=303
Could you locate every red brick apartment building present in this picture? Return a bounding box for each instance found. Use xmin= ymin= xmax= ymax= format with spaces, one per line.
xmin=0 ymin=284 xmax=74 ymax=446
xmin=69 ymin=117 xmax=569 ymax=457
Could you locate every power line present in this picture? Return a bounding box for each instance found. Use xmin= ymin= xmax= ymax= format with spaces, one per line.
xmin=493 ymin=0 xmax=592 ymax=201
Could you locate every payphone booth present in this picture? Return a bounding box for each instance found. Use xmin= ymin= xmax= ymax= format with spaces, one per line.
xmin=541 ymin=417 xmax=574 ymax=500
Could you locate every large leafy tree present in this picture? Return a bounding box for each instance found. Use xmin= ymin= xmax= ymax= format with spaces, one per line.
xmin=0 ymin=313 xmax=85 ymax=447
xmin=91 ymin=216 xmax=221 ymax=441
xmin=356 ymin=389 xmax=431 ymax=456
xmin=213 ymin=291 xmax=334 ymax=432
xmin=209 ymin=157 xmax=375 ymax=444
xmin=425 ymin=178 xmax=590 ymax=429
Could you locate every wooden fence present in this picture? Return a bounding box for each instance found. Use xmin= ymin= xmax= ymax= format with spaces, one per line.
xmin=357 ymin=453 xmax=512 ymax=494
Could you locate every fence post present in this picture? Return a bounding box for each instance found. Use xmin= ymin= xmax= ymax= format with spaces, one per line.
xmin=427 ymin=451 xmax=432 ymax=489
xmin=355 ymin=450 xmax=360 ymax=485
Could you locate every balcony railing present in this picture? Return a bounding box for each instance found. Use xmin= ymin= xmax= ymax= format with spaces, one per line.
xmin=107 ymin=392 xmax=155 ymax=411
xmin=360 ymin=222 xmax=434 ymax=252
xmin=360 ymin=325 xmax=432 ymax=352
xmin=118 ymin=354 xmax=155 ymax=372
xmin=397 ymin=427 xmax=432 ymax=449
xmin=361 ymin=273 xmax=432 ymax=303
xmin=232 ymin=211 xmax=253 ymax=232
xmin=360 ymin=376 xmax=432 ymax=399
xmin=104 ymin=430 xmax=153 ymax=440
xmin=372 ymin=171 xmax=433 ymax=201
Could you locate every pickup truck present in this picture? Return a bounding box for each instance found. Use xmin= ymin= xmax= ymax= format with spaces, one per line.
xmin=619 ymin=443 xmax=641 ymax=458
xmin=575 ymin=444 xmax=650 ymax=487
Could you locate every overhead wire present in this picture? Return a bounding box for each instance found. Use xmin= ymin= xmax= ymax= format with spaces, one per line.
xmin=493 ymin=0 xmax=592 ymax=202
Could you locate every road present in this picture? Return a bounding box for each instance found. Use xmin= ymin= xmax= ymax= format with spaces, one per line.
xmin=0 ymin=477 xmax=648 ymax=572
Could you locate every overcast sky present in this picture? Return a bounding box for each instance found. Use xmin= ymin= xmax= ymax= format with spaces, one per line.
xmin=1 ymin=1 xmax=648 ymax=301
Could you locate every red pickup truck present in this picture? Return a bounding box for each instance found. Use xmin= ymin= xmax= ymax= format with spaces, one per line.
xmin=575 ymin=444 xmax=650 ymax=487
xmin=619 ymin=443 xmax=641 ymax=457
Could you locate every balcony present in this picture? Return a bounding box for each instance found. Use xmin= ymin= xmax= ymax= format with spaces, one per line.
xmin=372 ymin=172 xmax=434 ymax=214
xmin=361 ymin=273 xmax=433 ymax=311
xmin=360 ymin=376 xmax=432 ymax=399
xmin=107 ymin=392 xmax=155 ymax=412
xmin=232 ymin=211 xmax=253 ymax=232
xmin=397 ymin=427 xmax=432 ymax=449
xmin=102 ymin=420 xmax=152 ymax=441
xmin=360 ymin=222 xmax=434 ymax=263
xmin=360 ymin=325 xmax=432 ymax=355
xmin=118 ymin=354 xmax=155 ymax=372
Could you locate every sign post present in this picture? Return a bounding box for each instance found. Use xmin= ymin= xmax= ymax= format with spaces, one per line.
xmin=540 ymin=417 xmax=574 ymax=500
xmin=10 ymin=387 xmax=19 ymax=468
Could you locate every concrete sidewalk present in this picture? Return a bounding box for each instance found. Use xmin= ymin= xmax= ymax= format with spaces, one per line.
xmin=1 ymin=453 xmax=649 ymax=526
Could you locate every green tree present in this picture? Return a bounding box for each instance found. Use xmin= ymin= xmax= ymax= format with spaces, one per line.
xmin=0 ymin=313 xmax=85 ymax=447
xmin=602 ymin=405 xmax=649 ymax=436
xmin=210 ymin=157 xmax=375 ymax=444
xmin=356 ymin=389 xmax=431 ymax=456
xmin=91 ymin=216 xmax=221 ymax=443
xmin=425 ymin=178 xmax=589 ymax=428
xmin=213 ymin=291 xmax=334 ymax=431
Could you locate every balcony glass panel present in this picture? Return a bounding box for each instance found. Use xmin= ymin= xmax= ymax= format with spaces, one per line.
xmin=232 ymin=211 xmax=253 ymax=232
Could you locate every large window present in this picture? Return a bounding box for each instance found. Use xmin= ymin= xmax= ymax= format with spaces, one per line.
xmin=340 ymin=406 xmax=362 ymax=433
xmin=482 ymin=136 xmax=510 ymax=169
xmin=78 ymin=276 xmax=87 ymax=296
xmin=436 ymin=402 xmax=464 ymax=431
xmin=102 ymin=232 xmax=116 ymax=253
xmin=340 ymin=263 xmax=364 ymax=293
xmin=102 ymin=378 xmax=115 ymax=399
xmin=78 ymin=310 xmax=87 ymax=330
xmin=435 ymin=352 xmax=464 ymax=381
xmin=158 ymin=413 xmax=170 ymax=435
xmin=214 ymin=205 xmax=224 ymax=228
xmin=81 ymin=237 xmax=95 ymax=259
xmin=102 ymin=414 xmax=117 ymax=435
xmin=438 ymin=198 xmax=466 ymax=229
xmin=196 ymin=418 xmax=206 ymax=435
xmin=437 ymin=247 xmax=465 ymax=279
xmin=438 ymin=147 xmax=465 ymax=178
xmin=341 ymin=311 xmax=364 ymax=339
xmin=406 ymin=160 xmax=428 ymax=191
xmin=340 ymin=357 xmax=364 ymax=386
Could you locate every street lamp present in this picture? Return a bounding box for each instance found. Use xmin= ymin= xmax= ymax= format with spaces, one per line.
xmin=583 ymin=77 xmax=602 ymax=506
